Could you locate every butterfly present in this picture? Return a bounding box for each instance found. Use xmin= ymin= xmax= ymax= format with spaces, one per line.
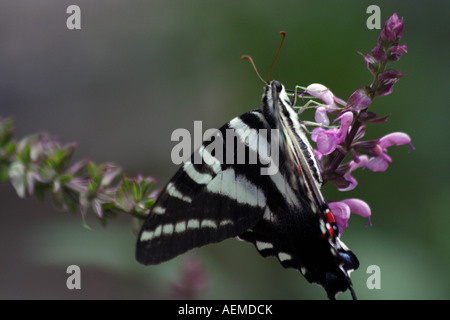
xmin=136 ymin=33 xmax=359 ymax=299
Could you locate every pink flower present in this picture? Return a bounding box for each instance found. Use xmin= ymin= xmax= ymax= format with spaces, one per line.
xmin=329 ymin=198 xmax=371 ymax=234
xmin=313 ymin=112 xmax=353 ymax=155
xmin=305 ymin=84 xmax=346 ymax=126
xmin=306 ymin=83 xmax=337 ymax=107
xmin=367 ymin=132 xmax=413 ymax=172
xmin=338 ymin=155 xmax=369 ymax=191
xmin=315 ymin=106 xmax=330 ymax=126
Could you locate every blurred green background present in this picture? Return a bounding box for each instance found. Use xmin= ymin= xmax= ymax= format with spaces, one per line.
xmin=0 ymin=0 xmax=448 ymax=299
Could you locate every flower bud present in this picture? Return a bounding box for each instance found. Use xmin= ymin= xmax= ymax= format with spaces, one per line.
xmin=347 ymin=88 xmax=372 ymax=110
xmin=378 ymin=12 xmax=404 ymax=45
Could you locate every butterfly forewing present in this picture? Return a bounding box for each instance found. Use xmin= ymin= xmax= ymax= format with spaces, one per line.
xmin=136 ymin=110 xmax=273 ymax=264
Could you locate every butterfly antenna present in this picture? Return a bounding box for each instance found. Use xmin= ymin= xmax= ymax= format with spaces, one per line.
xmin=241 ymin=55 xmax=266 ymax=84
xmin=267 ymin=31 xmax=286 ymax=82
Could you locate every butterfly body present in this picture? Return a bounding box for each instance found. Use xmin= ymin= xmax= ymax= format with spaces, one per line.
xmin=136 ymin=81 xmax=359 ymax=299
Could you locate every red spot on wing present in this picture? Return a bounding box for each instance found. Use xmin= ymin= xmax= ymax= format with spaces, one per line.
xmin=323 ymin=209 xmax=336 ymax=239
xmin=327 ymin=224 xmax=334 ymax=238
xmin=325 ymin=209 xmax=335 ymax=223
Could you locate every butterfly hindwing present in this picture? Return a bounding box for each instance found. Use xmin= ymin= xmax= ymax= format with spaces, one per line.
xmin=239 ymin=203 xmax=359 ymax=299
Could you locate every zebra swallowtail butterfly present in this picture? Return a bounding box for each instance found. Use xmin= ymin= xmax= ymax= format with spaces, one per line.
xmin=136 ymin=37 xmax=359 ymax=300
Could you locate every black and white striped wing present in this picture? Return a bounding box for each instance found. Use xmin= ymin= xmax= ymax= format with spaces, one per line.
xmin=136 ymin=110 xmax=273 ymax=265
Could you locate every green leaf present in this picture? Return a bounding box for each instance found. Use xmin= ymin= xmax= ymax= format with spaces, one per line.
xmin=88 ymin=179 xmax=98 ymax=195
xmin=87 ymin=161 xmax=97 ymax=177
xmin=132 ymin=180 xmax=140 ymax=201
xmin=37 ymin=161 xmax=57 ymax=182
xmin=139 ymin=198 xmax=155 ymax=211
xmin=17 ymin=142 xmax=31 ymax=165
xmin=4 ymin=141 xmax=16 ymax=155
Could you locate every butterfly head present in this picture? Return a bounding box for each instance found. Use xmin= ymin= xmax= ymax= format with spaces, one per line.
xmin=270 ymin=79 xmax=283 ymax=92
xmin=262 ymin=80 xmax=294 ymax=129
